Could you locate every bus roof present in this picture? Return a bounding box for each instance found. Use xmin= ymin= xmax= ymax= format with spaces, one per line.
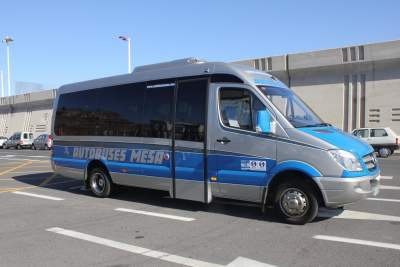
xmin=58 ymin=58 xmax=287 ymax=94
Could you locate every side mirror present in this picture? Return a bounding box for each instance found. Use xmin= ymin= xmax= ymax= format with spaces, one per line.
xmin=256 ymin=110 xmax=272 ymax=134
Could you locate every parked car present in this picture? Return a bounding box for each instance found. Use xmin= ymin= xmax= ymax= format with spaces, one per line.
xmin=0 ymin=136 xmax=8 ymax=148
xmin=3 ymin=132 xmax=34 ymax=149
xmin=32 ymin=134 xmax=53 ymax=150
xmin=352 ymin=127 xmax=399 ymax=157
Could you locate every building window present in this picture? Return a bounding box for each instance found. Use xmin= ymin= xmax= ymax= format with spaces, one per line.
xmin=351 ymin=75 xmax=357 ymax=130
xmin=342 ymin=48 xmax=348 ymax=62
xmin=343 ymin=75 xmax=350 ymax=131
xmin=267 ymin=57 xmax=272 ymax=71
xmin=368 ymin=109 xmax=380 ymax=123
xmin=358 ymin=46 xmax=365 ymax=60
xmin=391 ymin=108 xmax=400 ymax=121
xmin=254 ymin=59 xmax=260 ymax=70
xmin=350 ymin=47 xmax=356 ymax=61
xmin=360 ymin=74 xmax=366 ymax=128
xmin=261 ymin=58 xmax=266 ymax=71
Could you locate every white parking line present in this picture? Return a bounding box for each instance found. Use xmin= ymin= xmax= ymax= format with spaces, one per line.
xmin=0 ymin=157 xmax=42 ymax=162
xmin=380 ymin=176 xmax=393 ymax=180
xmin=13 ymin=191 xmax=64 ymax=201
xmin=115 ymin=208 xmax=195 ymax=222
xmin=380 ymin=185 xmax=400 ymax=190
xmin=318 ymin=209 xmax=400 ymax=222
xmin=0 ymin=154 xmax=49 ymax=159
xmin=367 ymin=197 xmax=400 ymax=203
xmin=47 ymin=227 xmax=275 ymax=267
xmin=313 ymin=235 xmax=400 ymax=251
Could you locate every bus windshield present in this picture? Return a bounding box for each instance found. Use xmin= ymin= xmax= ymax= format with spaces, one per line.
xmin=257 ymin=85 xmax=327 ymax=128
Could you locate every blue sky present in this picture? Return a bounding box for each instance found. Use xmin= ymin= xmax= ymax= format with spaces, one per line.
xmin=0 ymin=0 xmax=399 ymax=89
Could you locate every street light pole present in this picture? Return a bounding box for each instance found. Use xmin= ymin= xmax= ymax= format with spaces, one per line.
xmin=118 ymin=36 xmax=132 ymax=73
xmin=128 ymin=38 xmax=131 ymax=73
xmin=2 ymin=36 xmax=14 ymax=96
xmin=6 ymin=45 xmax=11 ymax=96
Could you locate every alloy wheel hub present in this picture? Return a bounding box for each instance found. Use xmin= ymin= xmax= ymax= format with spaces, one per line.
xmin=281 ymin=189 xmax=308 ymax=217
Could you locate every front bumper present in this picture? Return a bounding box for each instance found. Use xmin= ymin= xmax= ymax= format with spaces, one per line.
xmin=313 ymin=173 xmax=380 ymax=208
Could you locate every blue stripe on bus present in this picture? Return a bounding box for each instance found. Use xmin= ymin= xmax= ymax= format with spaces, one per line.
xmin=52 ymin=157 xmax=86 ymax=169
xmin=52 ymin=145 xmax=279 ymax=186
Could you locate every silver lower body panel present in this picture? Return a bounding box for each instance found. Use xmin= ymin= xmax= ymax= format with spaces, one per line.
xmin=211 ymin=182 xmax=262 ymax=203
xmin=54 ymin=165 xmax=85 ymax=180
xmin=175 ymin=179 xmax=211 ymax=203
xmin=313 ymin=173 xmax=380 ymax=208
xmin=111 ymin=172 xmax=171 ymax=192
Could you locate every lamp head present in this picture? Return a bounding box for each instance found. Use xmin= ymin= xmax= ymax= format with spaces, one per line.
xmin=2 ymin=36 xmax=14 ymax=44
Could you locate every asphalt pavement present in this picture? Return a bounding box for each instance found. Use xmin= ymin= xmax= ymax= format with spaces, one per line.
xmin=0 ymin=149 xmax=399 ymax=267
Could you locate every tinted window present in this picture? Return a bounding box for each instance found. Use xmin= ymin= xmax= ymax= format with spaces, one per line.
xmin=55 ymin=90 xmax=97 ymax=136
xmin=142 ymin=85 xmax=174 ymax=138
xmin=55 ymin=83 xmax=149 ymax=137
xmin=96 ymin=83 xmax=145 ymax=137
xmin=175 ymin=80 xmax=207 ymax=142
xmin=371 ymin=129 xmax=388 ymax=137
xmin=219 ymin=88 xmax=266 ymax=132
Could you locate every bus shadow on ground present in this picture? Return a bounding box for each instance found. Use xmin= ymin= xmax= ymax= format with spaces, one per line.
xmin=12 ymin=173 xmax=335 ymax=224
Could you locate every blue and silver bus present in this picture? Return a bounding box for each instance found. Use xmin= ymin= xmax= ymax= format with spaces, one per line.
xmin=51 ymin=58 xmax=380 ymax=224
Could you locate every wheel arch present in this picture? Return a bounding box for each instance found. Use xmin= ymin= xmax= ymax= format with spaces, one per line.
xmin=265 ymin=168 xmax=325 ymax=208
xmin=85 ymin=160 xmax=111 ymax=187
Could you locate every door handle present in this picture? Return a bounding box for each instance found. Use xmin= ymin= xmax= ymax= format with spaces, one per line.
xmin=216 ymin=137 xmax=231 ymax=144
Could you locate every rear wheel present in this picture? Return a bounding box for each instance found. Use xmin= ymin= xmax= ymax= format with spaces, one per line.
xmin=88 ymin=167 xmax=113 ymax=197
xmin=44 ymin=144 xmax=49 ymax=150
xmin=378 ymin=147 xmax=390 ymax=158
xmin=274 ymin=181 xmax=319 ymax=225
xmin=17 ymin=144 xmax=21 ymax=150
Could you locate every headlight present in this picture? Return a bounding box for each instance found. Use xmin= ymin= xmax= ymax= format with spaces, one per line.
xmin=329 ymin=150 xmax=363 ymax=171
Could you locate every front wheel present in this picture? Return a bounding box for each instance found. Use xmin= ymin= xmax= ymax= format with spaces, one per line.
xmin=274 ymin=181 xmax=319 ymax=225
xmin=88 ymin=167 xmax=113 ymax=197
xmin=378 ymin=147 xmax=390 ymax=158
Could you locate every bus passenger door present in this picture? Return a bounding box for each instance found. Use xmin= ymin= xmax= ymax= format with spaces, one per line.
xmin=173 ymin=79 xmax=209 ymax=203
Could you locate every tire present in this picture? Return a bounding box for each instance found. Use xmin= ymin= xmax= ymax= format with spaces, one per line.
xmin=17 ymin=144 xmax=21 ymax=150
xmin=378 ymin=147 xmax=390 ymax=158
xmin=274 ymin=181 xmax=319 ymax=225
xmin=32 ymin=145 xmax=36 ymax=150
xmin=88 ymin=167 xmax=113 ymax=198
xmin=45 ymin=144 xmax=49 ymax=150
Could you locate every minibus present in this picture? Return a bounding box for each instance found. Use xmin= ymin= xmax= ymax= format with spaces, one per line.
xmin=52 ymin=58 xmax=380 ymax=224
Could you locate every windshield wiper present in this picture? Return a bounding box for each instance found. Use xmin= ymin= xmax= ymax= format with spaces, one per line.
xmin=298 ymin=123 xmax=332 ymax=128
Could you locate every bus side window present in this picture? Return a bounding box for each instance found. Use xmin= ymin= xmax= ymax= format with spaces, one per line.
xmin=142 ymin=85 xmax=174 ymax=139
xmin=219 ymin=88 xmax=267 ymax=132
xmin=175 ymin=80 xmax=207 ymax=142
